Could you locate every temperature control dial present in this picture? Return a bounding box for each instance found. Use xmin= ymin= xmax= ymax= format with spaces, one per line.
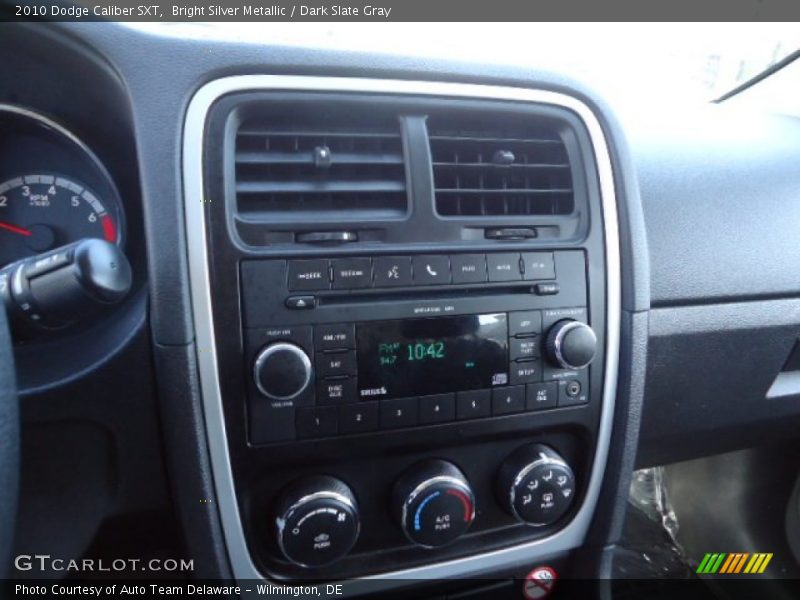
xmin=393 ymin=460 xmax=475 ymax=548
xmin=253 ymin=342 xmax=312 ymax=400
xmin=274 ymin=476 xmax=360 ymax=568
xmin=497 ymin=444 xmax=576 ymax=526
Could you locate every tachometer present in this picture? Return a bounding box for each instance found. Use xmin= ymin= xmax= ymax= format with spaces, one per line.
xmin=0 ymin=173 xmax=124 ymax=266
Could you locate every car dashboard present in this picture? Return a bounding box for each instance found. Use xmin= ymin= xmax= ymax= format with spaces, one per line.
xmin=2 ymin=20 xmax=800 ymax=597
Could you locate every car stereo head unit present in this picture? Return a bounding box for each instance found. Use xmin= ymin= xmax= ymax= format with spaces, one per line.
xmin=240 ymin=249 xmax=595 ymax=444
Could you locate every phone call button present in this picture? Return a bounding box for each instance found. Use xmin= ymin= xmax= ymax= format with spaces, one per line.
xmin=413 ymin=255 xmax=451 ymax=286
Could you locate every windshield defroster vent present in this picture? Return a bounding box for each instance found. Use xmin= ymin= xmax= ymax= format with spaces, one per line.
xmin=234 ymin=119 xmax=408 ymax=220
xmin=429 ymin=119 xmax=574 ymax=217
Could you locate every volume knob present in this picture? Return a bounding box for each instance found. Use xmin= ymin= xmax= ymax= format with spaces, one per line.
xmin=545 ymin=319 xmax=597 ymax=370
xmin=253 ymin=342 xmax=312 ymax=400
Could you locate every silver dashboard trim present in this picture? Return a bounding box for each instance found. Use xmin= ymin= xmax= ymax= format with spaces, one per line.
xmin=183 ymin=75 xmax=621 ymax=590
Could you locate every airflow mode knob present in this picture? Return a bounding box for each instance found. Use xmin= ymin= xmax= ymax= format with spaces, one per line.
xmin=497 ymin=444 xmax=576 ymax=527
xmin=274 ymin=476 xmax=360 ymax=568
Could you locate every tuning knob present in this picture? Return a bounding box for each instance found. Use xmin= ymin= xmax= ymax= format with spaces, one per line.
xmin=392 ymin=460 xmax=476 ymax=548
xmin=497 ymin=444 xmax=576 ymax=526
xmin=253 ymin=342 xmax=312 ymax=400
xmin=545 ymin=319 xmax=597 ymax=370
xmin=274 ymin=476 xmax=360 ymax=568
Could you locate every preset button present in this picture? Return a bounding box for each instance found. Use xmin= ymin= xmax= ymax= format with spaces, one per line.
xmin=296 ymin=407 xmax=338 ymax=438
xmin=456 ymin=389 xmax=491 ymax=420
xmin=418 ymin=393 xmax=455 ymax=424
xmin=492 ymin=386 xmax=526 ymax=415
xmin=380 ymin=397 xmax=418 ymax=429
xmin=339 ymin=402 xmax=379 ymax=434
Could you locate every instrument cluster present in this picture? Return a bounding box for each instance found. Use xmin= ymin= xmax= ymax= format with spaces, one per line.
xmin=0 ymin=105 xmax=126 ymax=267
xmin=0 ymin=104 xmax=145 ymax=393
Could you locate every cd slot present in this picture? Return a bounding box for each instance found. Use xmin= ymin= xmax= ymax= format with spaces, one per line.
xmin=318 ymin=284 xmax=536 ymax=306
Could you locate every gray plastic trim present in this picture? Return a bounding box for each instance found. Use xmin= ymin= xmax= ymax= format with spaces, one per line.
xmin=183 ymin=76 xmax=621 ymax=591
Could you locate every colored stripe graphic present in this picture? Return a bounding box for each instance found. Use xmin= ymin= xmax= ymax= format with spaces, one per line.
xmin=734 ymin=553 xmax=749 ymax=573
xmin=696 ymin=553 xmax=713 ymax=574
xmin=744 ymin=554 xmax=760 ymax=573
xmin=698 ymin=552 xmax=772 ymax=575
xmin=710 ymin=553 xmax=726 ymax=573
xmin=719 ymin=554 xmax=736 ymax=574
xmin=758 ymin=554 xmax=773 ymax=573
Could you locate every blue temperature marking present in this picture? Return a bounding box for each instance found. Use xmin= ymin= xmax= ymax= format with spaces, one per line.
xmin=414 ymin=491 xmax=441 ymax=531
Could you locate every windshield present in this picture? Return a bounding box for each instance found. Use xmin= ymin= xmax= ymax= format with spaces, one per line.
xmin=131 ymin=22 xmax=800 ymax=103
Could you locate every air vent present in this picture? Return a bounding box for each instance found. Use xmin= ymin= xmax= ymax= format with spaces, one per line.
xmin=234 ymin=117 xmax=407 ymax=220
xmin=429 ymin=119 xmax=574 ymax=217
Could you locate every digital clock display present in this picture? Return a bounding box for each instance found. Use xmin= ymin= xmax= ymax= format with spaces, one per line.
xmin=356 ymin=313 xmax=509 ymax=399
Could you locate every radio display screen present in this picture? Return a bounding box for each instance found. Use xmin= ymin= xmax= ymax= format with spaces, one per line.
xmin=356 ymin=313 xmax=509 ymax=399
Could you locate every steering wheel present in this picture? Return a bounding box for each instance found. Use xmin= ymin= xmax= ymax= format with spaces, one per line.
xmin=0 ymin=306 xmax=19 ymax=577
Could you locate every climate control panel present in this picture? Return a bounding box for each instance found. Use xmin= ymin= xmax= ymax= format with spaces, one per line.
xmin=272 ymin=446 xmax=576 ymax=568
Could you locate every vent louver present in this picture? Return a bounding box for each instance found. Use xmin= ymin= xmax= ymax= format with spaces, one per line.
xmin=429 ymin=119 xmax=574 ymax=217
xmin=234 ymin=118 xmax=407 ymax=220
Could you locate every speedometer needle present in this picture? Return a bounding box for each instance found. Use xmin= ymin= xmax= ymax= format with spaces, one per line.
xmin=0 ymin=221 xmax=32 ymax=236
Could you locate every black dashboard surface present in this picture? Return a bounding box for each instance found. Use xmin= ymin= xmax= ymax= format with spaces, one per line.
xmin=631 ymin=105 xmax=800 ymax=307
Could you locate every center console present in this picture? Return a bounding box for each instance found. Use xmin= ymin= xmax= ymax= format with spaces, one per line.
xmin=183 ymin=76 xmax=620 ymax=586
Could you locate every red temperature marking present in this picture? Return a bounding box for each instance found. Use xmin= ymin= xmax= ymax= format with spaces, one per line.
xmin=445 ymin=488 xmax=473 ymax=522
xmin=101 ymin=215 xmax=117 ymax=242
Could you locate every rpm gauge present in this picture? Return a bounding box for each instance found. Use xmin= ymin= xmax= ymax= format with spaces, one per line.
xmin=0 ymin=173 xmax=124 ymax=266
